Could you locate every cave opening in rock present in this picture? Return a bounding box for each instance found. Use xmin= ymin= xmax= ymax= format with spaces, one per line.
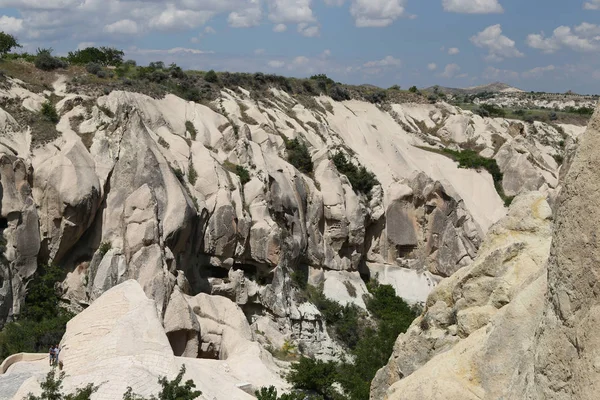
xmin=167 ymin=329 xmax=200 ymax=358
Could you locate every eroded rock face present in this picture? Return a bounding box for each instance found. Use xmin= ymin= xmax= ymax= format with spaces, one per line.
xmin=531 ymin=107 xmax=600 ymax=400
xmin=0 ymin=155 xmax=39 ymax=325
xmin=371 ymin=191 xmax=553 ymax=399
xmin=0 ymin=75 xmax=578 ymax=365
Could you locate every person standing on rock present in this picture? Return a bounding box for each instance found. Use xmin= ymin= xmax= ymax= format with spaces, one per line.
xmin=48 ymin=345 xmax=55 ymax=366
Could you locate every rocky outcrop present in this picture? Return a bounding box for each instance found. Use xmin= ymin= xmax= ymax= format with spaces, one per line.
xmin=0 ymin=154 xmax=39 ymax=325
xmin=0 ymin=74 xmax=579 ymax=366
xmin=371 ymin=191 xmax=553 ymax=399
xmin=9 ymin=280 xmax=281 ymax=399
xmin=531 ymin=107 xmax=600 ymax=399
xmin=372 ymin=104 xmax=600 ymax=400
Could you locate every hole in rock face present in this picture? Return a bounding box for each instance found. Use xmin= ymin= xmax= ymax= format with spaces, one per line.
xmin=167 ymin=329 xmax=199 ymax=358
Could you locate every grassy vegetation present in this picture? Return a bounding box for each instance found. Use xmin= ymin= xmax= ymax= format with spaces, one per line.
xmin=331 ymin=152 xmax=379 ymax=196
xmin=223 ymin=161 xmax=251 ymax=185
xmin=418 ymin=146 xmax=514 ymax=206
xmin=454 ymin=102 xmax=592 ymax=126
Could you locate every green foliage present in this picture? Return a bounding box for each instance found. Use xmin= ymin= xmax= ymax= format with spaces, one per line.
xmin=255 ymin=387 xmax=310 ymax=400
xmin=98 ymin=242 xmax=112 ymax=256
xmin=289 ymin=282 xmax=417 ymax=400
xmin=331 ymin=152 xmax=379 ymax=196
xmin=564 ymin=106 xmax=594 ymax=115
xmin=41 ymin=101 xmax=59 ymax=123
xmin=287 ymin=357 xmax=339 ymax=399
xmin=285 ymin=138 xmax=313 ymax=174
xmin=408 ymin=86 xmax=418 ymax=93
xmin=67 ymin=47 xmax=124 ymax=66
xmin=0 ymin=31 xmax=21 ymax=57
xmin=0 ymin=264 xmax=73 ymax=361
xmin=235 ymin=165 xmax=251 ymax=185
xmin=185 ymin=121 xmax=197 ymax=140
xmin=474 ymin=104 xmax=506 ymax=118
xmin=34 ymin=48 xmax=66 ymax=71
xmin=122 ymin=366 xmax=201 ymax=400
xmin=188 ymin=161 xmax=198 ymax=186
xmin=85 ymin=62 xmax=102 ymax=76
xmin=26 ymin=368 xmax=99 ymax=400
xmin=329 ymin=85 xmax=350 ymax=102
xmin=204 ymin=70 xmax=218 ymax=83
xmin=172 ymin=167 xmax=185 ymax=184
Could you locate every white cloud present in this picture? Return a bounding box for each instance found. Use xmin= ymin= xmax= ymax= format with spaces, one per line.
xmin=149 ymin=6 xmax=214 ymax=31
xmin=448 ymin=47 xmax=460 ymax=55
xmin=268 ymin=60 xmax=285 ymax=68
xmin=293 ymin=56 xmax=310 ymax=65
xmin=584 ymin=0 xmax=600 ymax=10
xmin=482 ymin=66 xmax=519 ymax=80
xmin=228 ymin=0 xmax=261 ymax=28
xmin=321 ymin=49 xmax=332 ymax=58
xmin=298 ymin=23 xmax=320 ymax=37
xmin=442 ymin=0 xmax=503 ymax=13
xmin=522 ymin=65 xmax=556 ymax=78
xmin=439 ymin=63 xmax=461 ymax=78
xmin=254 ymin=48 xmax=266 ymax=55
xmin=527 ymin=24 xmax=600 ymax=53
xmin=267 ymin=0 xmax=316 ymax=24
xmin=129 ymin=47 xmax=213 ymax=56
xmin=350 ymin=0 xmax=407 ymax=27
xmin=204 ymin=26 xmax=216 ymax=34
xmin=428 ymin=63 xmax=437 ymax=71
xmin=470 ymin=24 xmax=524 ymax=62
xmin=0 ymin=15 xmax=24 ymax=34
xmin=273 ymin=23 xmax=287 ymax=32
xmin=363 ymin=55 xmax=401 ymax=68
xmin=104 ymin=19 xmax=139 ymax=35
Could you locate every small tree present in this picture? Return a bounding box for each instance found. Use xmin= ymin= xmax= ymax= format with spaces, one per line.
xmin=204 ymin=70 xmax=218 ymax=83
xmin=0 ymin=31 xmax=21 ymax=57
xmin=408 ymin=86 xmax=418 ymax=93
xmin=123 ymin=365 xmax=201 ymax=400
xmin=26 ymin=368 xmax=99 ymax=400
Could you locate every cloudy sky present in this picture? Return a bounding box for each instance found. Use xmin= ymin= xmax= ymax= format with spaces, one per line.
xmin=1 ymin=0 xmax=600 ymax=94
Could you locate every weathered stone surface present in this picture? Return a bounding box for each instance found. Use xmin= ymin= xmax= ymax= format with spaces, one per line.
xmin=371 ymin=191 xmax=553 ymax=399
xmin=531 ymin=107 xmax=600 ymax=400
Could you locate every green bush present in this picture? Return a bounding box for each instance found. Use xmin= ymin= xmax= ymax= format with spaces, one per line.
xmin=67 ymin=47 xmax=123 ymax=66
xmin=185 ymin=121 xmax=197 ymax=140
xmin=0 ymin=31 xmax=21 ymax=57
xmin=123 ymin=365 xmax=201 ymax=400
xmin=25 ymin=368 xmax=98 ymax=400
xmin=85 ymin=62 xmax=102 ymax=75
xmin=408 ymin=86 xmax=418 ymax=93
xmin=331 ymin=152 xmax=378 ymax=196
xmin=0 ymin=264 xmax=73 ymax=361
xmin=41 ymin=101 xmax=59 ymax=123
xmin=286 ymin=138 xmax=313 ymax=174
xmin=287 ymin=357 xmax=339 ymax=399
xmin=188 ymin=161 xmax=198 ymax=185
xmin=204 ymin=70 xmax=218 ymax=83
xmin=98 ymin=241 xmax=112 ymax=256
xmin=34 ymin=48 xmax=66 ymax=71
xmin=235 ymin=165 xmax=251 ymax=185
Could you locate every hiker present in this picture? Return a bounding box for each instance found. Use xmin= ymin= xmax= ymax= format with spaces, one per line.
xmin=48 ymin=345 xmax=54 ymax=366
xmin=54 ymin=344 xmax=61 ymax=366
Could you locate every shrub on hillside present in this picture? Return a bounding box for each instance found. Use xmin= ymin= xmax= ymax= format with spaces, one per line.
xmin=85 ymin=62 xmax=102 ymax=75
xmin=204 ymin=70 xmax=218 ymax=83
xmin=329 ymin=85 xmax=350 ymax=102
xmin=25 ymin=368 xmax=98 ymax=400
xmin=331 ymin=152 xmax=379 ymax=196
xmin=0 ymin=31 xmax=22 ymax=57
xmin=41 ymin=101 xmax=59 ymax=123
xmin=123 ymin=365 xmax=201 ymax=400
xmin=285 ymin=138 xmax=313 ymax=174
xmin=235 ymin=165 xmax=251 ymax=185
xmin=34 ymin=48 xmax=66 ymax=71
xmin=0 ymin=264 xmax=73 ymax=361
xmin=408 ymin=86 xmax=418 ymax=93
xmin=67 ymin=46 xmax=124 ymax=66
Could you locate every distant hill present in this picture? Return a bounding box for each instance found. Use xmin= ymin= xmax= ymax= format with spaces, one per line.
xmin=424 ymin=82 xmax=524 ymax=95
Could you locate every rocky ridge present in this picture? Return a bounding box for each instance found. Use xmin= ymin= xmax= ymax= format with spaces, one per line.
xmin=373 ymin=104 xmax=600 ymax=400
xmin=0 ymin=71 xmax=584 ymax=370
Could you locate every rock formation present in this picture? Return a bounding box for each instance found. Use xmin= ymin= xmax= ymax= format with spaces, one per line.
xmin=0 ymin=71 xmax=584 ymax=372
xmin=372 ymin=104 xmax=600 ymax=400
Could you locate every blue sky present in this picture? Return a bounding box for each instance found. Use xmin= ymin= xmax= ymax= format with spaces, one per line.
xmin=1 ymin=0 xmax=600 ymax=94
